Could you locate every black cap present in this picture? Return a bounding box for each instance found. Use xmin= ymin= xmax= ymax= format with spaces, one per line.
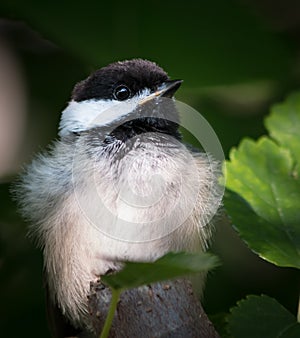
xmin=72 ymin=59 xmax=170 ymax=102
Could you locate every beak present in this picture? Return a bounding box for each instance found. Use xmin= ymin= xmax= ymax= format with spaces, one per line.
xmin=139 ymin=79 xmax=183 ymax=105
xmin=157 ymin=79 xmax=183 ymax=98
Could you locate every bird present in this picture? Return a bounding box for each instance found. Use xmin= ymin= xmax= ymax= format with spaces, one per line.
xmin=15 ymin=59 xmax=222 ymax=337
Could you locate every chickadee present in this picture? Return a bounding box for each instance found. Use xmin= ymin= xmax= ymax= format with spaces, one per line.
xmin=16 ymin=59 xmax=221 ymax=336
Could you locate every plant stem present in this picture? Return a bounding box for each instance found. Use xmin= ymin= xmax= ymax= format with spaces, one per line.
xmin=297 ymin=295 xmax=300 ymax=323
xmin=99 ymin=288 xmax=122 ymax=338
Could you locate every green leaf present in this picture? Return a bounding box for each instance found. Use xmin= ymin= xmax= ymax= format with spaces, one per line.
xmin=225 ymin=136 xmax=300 ymax=268
xmin=225 ymin=91 xmax=300 ymax=269
xmin=224 ymin=190 xmax=300 ymax=268
xmin=265 ymin=92 xmax=300 ymax=177
xmin=227 ymin=295 xmax=300 ymax=338
xmin=226 ymin=137 xmax=298 ymax=223
xmin=101 ymin=251 xmax=219 ymax=291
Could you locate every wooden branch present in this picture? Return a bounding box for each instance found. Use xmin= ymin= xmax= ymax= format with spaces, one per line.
xmin=88 ymin=279 xmax=220 ymax=338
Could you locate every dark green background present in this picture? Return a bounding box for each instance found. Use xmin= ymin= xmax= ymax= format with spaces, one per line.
xmin=0 ymin=1 xmax=299 ymax=337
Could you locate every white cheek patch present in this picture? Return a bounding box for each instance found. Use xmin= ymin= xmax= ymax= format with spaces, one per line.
xmin=58 ymin=90 xmax=151 ymax=137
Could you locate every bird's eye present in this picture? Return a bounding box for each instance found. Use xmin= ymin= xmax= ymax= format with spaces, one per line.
xmin=113 ymin=85 xmax=131 ymax=101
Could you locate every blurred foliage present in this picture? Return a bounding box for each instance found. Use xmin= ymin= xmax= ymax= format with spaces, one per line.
xmin=0 ymin=0 xmax=293 ymax=86
xmin=227 ymin=295 xmax=300 ymax=338
xmin=0 ymin=1 xmax=300 ymax=337
xmin=102 ymin=251 xmax=219 ymax=291
xmin=0 ymin=183 xmax=47 ymax=336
